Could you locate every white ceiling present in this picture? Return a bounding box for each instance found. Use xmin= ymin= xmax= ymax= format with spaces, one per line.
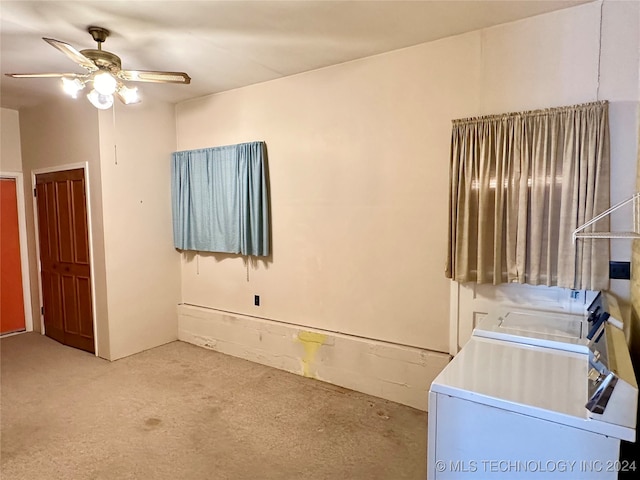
xmin=1 ymin=0 xmax=592 ymax=110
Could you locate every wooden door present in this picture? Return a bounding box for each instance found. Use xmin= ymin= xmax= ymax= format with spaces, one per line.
xmin=0 ymin=178 xmax=26 ymax=334
xmin=35 ymin=169 xmax=94 ymax=353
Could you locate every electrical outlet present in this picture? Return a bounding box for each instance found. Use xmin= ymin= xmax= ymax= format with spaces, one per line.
xmin=254 ymin=295 xmax=260 ymax=306
xmin=609 ymin=261 xmax=631 ymax=280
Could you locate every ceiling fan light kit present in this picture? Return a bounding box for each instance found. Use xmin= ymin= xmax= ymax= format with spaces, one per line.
xmin=87 ymin=89 xmax=114 ymax=110
xmin=5 ymin=26 xmax=190 ymax=110
xmin=92 ymin=71 xmax=117 ymax=95
xmin=61 ymin=77 xmax=84 ymax=98
xmin=116 ymin=85 xmax=141 ymax=105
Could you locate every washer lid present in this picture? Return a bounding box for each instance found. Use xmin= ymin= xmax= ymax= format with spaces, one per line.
xmin=473 ymin=308 xmax=589 ymax=353
xmin=430 ymin=337 xmax=635 ymax=441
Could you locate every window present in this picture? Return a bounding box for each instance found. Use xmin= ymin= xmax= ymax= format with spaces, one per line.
xmin=171 ymin=141 xmax=270 ymax=256
xmin=446 ymin=101 xmax=610 ymax=290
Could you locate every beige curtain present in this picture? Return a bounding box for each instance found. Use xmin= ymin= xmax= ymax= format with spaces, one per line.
xmin=446 ymin=101 xmax=610 ymax=290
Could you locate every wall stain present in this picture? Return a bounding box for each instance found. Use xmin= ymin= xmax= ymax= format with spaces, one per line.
xmin=297 ymin=331 xmax=326 ymax=378
xmin=144 ymin=417 xmax=162 ymax=427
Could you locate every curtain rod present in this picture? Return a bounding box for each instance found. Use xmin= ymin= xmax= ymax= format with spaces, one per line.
xmin=173 ymin=140 xmax=265 ymax=155
xmin=452 ymin=100 xmax=608 ymax=125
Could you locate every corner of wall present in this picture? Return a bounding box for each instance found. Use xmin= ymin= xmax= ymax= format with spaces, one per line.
xmin=1 ymin=108 xmax=23 ymax=173
xmin=631 ymin=128 xmax=640 ymax=370
xmin=18 ymin=98 xmax=110 ymax=358
xmin=98 ymin=100 xmax=181 ymax=361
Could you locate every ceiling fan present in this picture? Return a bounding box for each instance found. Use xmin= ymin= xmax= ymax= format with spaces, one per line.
xmin=5 ymin=26 xmax=191 ymax=109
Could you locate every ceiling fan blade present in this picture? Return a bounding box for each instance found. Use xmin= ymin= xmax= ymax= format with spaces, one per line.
xmin=5 ymin=73 xmax=83 ymax=79
xmin=43 ymin=38 xmax=98 ymax=72
xmin=118 ymin=70 xmax=191 ymax=84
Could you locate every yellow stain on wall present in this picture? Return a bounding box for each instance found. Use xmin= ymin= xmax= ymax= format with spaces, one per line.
xmin=297 ymin=331 xmax=327 ymax=378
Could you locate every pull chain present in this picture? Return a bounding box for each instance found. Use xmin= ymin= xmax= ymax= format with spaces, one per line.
xmin=112 ymin=105 xmax=118 ymax=165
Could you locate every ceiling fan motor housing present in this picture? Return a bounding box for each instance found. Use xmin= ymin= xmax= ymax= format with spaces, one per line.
xmin=82 ymin=26 xmax=121 ymax=72
xmin=88 ymin=26 xmax=110 ymax=44
xmin=80 ymin=49 xmax=122 ymax=72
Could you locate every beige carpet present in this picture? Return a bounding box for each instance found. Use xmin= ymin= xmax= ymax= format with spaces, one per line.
xmin=1 ymin=333 xmax=427 ymax=480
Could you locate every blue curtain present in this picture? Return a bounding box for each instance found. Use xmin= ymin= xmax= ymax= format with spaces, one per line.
xmin=171 ymin=141 xmax=269 ymax=256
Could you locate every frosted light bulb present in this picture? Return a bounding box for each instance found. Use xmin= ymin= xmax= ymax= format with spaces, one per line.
xmin=117 ymin=85 xmax=141 ymax=105
xmin=93 ymin=72 xmax=117 ymax=95
xmin=61 ymin=77 xmax=85 ymax=98
xmin=87 ymin=89 xmax=114 ymax=110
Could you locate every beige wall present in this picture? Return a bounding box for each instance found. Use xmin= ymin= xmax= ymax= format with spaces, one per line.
xmin=97 ymin=101 xmax=181 ymax=360
xmin=1 ymin=108 xmax=23 ymax=172
xmin=478 ymin=2 xmax=599 ymax=114
xmin=631 ymin=116 xmax=640 ymax=370
xmin=600 ymin=0 xmax=640 ymax=305
xmin=627 ymin=107 xmax=640 ymax=464
xmin=19 ymin=98 xmax=111 ymax=358
xmin=632 ymin=194 xmax=640 ymax=359
xmin=12 ymin=1 xmax=638 ymax=368
xmin=176 ymin=1 xmax=638 ymax=353
xmin=481 ymin=0 xmax=639 ymax=304
xmin=176 ymin=31 xmax=480 ymax=353
xmin=18 ymin=97 xmax=180 ymax=361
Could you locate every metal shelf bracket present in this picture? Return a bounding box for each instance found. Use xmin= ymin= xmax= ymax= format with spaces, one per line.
xmin=572 ymin=192 xmax=640 ymax=242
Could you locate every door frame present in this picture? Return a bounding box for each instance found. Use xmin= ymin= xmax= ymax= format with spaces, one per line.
xmin=449 ymin=280 xmax=459 ymax=356
xmin=0 ymin=171 xmax=33 ymax=334
xmin=31 ymin=162 xmax=99 ymax=356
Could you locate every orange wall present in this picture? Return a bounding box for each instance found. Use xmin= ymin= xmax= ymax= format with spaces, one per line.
xmin=0 ymin=178 xmax=25 ymax=333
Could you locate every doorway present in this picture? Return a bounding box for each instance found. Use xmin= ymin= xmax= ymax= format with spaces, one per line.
xmin=35 ymin=168 xmax=94 ymax=353
xmin=0 ymin=177 xmax=26 ymax=335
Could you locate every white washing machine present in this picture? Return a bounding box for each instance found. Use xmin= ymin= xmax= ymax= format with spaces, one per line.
xmin=428 ymin=296 xmax=637 ymax=480
xmin=473 ymin=307 xmax=589 ymax=353
xmin=471 ymin=291 xmax=620 ymax=354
